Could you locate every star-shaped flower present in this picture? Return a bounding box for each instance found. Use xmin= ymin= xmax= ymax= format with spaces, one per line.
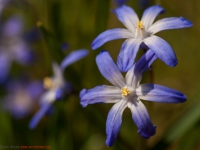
xmin=29 ymin=49 xmax=88 ymax=129
xmin=0 ymin=16 xmax=34 ymax=83
xmin=80 ymin=50 xmax=186 ymax=146
xmin=91 ymin=5 xmax=192 ymax=72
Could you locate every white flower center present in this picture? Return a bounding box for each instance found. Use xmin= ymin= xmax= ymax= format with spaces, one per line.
xmin=135 ymin=21 xmax=148 ymax=39
xmin=121 ymin=87 xmax=131 ymax=96
xmin=137 ymin=21 xmax=144 ymax=29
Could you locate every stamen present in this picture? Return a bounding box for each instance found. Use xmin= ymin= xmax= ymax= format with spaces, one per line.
xmin=137 ymin=21 xmax=144 ymax=29
xmin=43 ymin=77 xmax=53 ymax=89
xmin=121 ymin=87 xmax=131 ymax=96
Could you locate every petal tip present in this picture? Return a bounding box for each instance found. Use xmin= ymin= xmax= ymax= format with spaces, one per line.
xmin=138 ymin=125 xmax=156 ymax=139
xmin=80 ymin=89 xmax=87 ymax=98
xmin=170 ymin=59 xmax=178 ymax=67
xmin=80 ymin=102 xmax=88 ymax=107
xmin=180 ymin=94 xmax=187 ymax=103
xmin=106 ymin=140 xmax=113 ymax=147
xmin=106 ymin=133 xmax=116 ymax=147
xmin=179 ymin=17 xmax=193 ymax=27
xmin=169 ymin=60 xmax=178 ymax=67
xmin=117 ymin=54 xmax=134 ymax=72
xmin=154 ymin=5 xmax=165 ymax=14
xmin=79 ymin=89 xmax=89 ymax=107
xmin=91 ymin=42 xmax=98 ymax=50
xmin=29 ymin=122 xmax=35 ymax=130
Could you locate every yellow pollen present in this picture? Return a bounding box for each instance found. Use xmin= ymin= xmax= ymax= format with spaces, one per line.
xmin=36 ymin=21 xmax=42 ymax=27
xmin=43 ymin=77 xmax=53 ymax=89
xmin=121 ymin=87 xmax=131 ymax=96
xmin=137 ymin=21 xmax=144 ymax=29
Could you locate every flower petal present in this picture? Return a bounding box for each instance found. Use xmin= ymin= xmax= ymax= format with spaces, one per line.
xmin=80 ymin=85 xmax=121 ymax=107
xmin=96 ymin=50 xmax=126 ymax=87
xmin=143 ymin=35 xmax=177 ymax=67
xmin=51 ymin=62 xmax=65 ymax=88
xmin=60 ymin=49 xmax=89 ymax=70
xmin=106 ymin=100 xmax=127 ymax=147
xmin=126 ymin=49 xmax=157 ymax=88
xmin=52 ymin=62 xmax=63 ymax=78
xmin=91 ymin=28 xmax=133 ymax=50
xmin=117 ymin=39 xmax=142 ymax=72
xmin=149 ymin=17 xmax=193 ymax=34
xmin=114 ymin=5 xmax=139 ymax=32
xmin=128 ymin=100 xmax=156 ymax=138
xmin=29 ymin=103 xmax=52 ymax=129
xmin=136 ymin=84 xmax=187 ymax=103
xmin=39 ymin=90 xmax=56 ymax=106
xmin=55 ymin=88 xmax=64 ymax=100
xmin=13 ymin=41 xmax=34 ymax=65
xmin=29 ymin=90 xmax=57 ymax=129
xmin=0 ymin=52 xmax=11 ymax=83
xmin=141 ymin=5 xmax=165 ymax=29
xmin=2 ymin=16 xmax=23 ymax=37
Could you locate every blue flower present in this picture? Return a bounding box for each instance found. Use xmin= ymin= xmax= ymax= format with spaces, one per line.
xmin=91 ymin=5 xmax=192 ymax=72
xmin=2 ymin=80 xmax=43 ymax=119
xmin=113 ymin=0 xmax=128 ymax=6
xmin=138 ymin=0 xmax=150 ymax=9
xmin=80 ymin=50 xmax=186 ymax=147
xmin=29 ymin=49 xmax=88 ymax=129
xmin=0 ymin=16 xmax=34 ymax=83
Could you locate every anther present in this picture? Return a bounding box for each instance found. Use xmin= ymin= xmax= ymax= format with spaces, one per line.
xmin=121 ymin=87 xmax=131 ymax=96
xmin=43 ymin=77 xmax=53 ymax=89
xmin=137 ymin=21 xmax=144 ymax=29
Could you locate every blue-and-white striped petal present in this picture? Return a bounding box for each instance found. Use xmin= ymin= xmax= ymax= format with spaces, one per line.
xmin=106 ymin=100 xmax=127 ymax=147
xmin=29 ymin=103 xmax=52 ymax=129
xmin=91 ymin=28 xmax=134 ymax=50
xmin=80 ymin=85 xmax=121 ymax=107
xmin=114 ymin=5 xmax=139 ymax=32
xmin=60 ymin=49 xmax=89 ymax=70
xmin=117 ymin=39 xmax=142 ymax=72
xmin=143 ymin=35 xmax=177 ymax=67
xmin=149 ymin=17 xmax=193 ymax=34
xmin=136 ymin=84 xmax=187 ymax=103
xmin=128 ymin=100 xmax=156 ymax=138
xmin=96 ymin=50 xmax=126 ymax=87
xmin=141 ymin=5 xmax=165 ymax=29
xmin=126 ymin=49 xmax=157 ymax=88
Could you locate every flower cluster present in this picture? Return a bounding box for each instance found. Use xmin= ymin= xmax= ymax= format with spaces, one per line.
xmin=80 ymin=4 xmax=192 ymax=147
xmin=0 ymin=1 xmax=194 ymax=148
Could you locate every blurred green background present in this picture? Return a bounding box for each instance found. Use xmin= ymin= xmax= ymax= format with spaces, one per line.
xmin=0 ymin=0 xmax=200 ymax=150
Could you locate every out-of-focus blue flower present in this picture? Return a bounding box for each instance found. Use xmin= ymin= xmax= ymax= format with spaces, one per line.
xmin=91 ymin=5 xmax=192 ymax=72
xmin=24 ymin=27 xmax=41 ymax=43
xmin=2 ymin=80 xmax=43 ymax=119
xmin=0 ymin=0 xmax=9 ymax=14
xmin=0 ymin=16 xmax=34 ymax=83
xmin=29 ymin=49 xmax=89 ymax=129
xmin=138 ymin=0 xmax=150 ymax=9
xmin=80 ymin=50 xmax=186 ymax=147
xmin=60 ymin=42 xmax=69 ymax=51
xmin=113 ymin=0 xmax=128 ymax=6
